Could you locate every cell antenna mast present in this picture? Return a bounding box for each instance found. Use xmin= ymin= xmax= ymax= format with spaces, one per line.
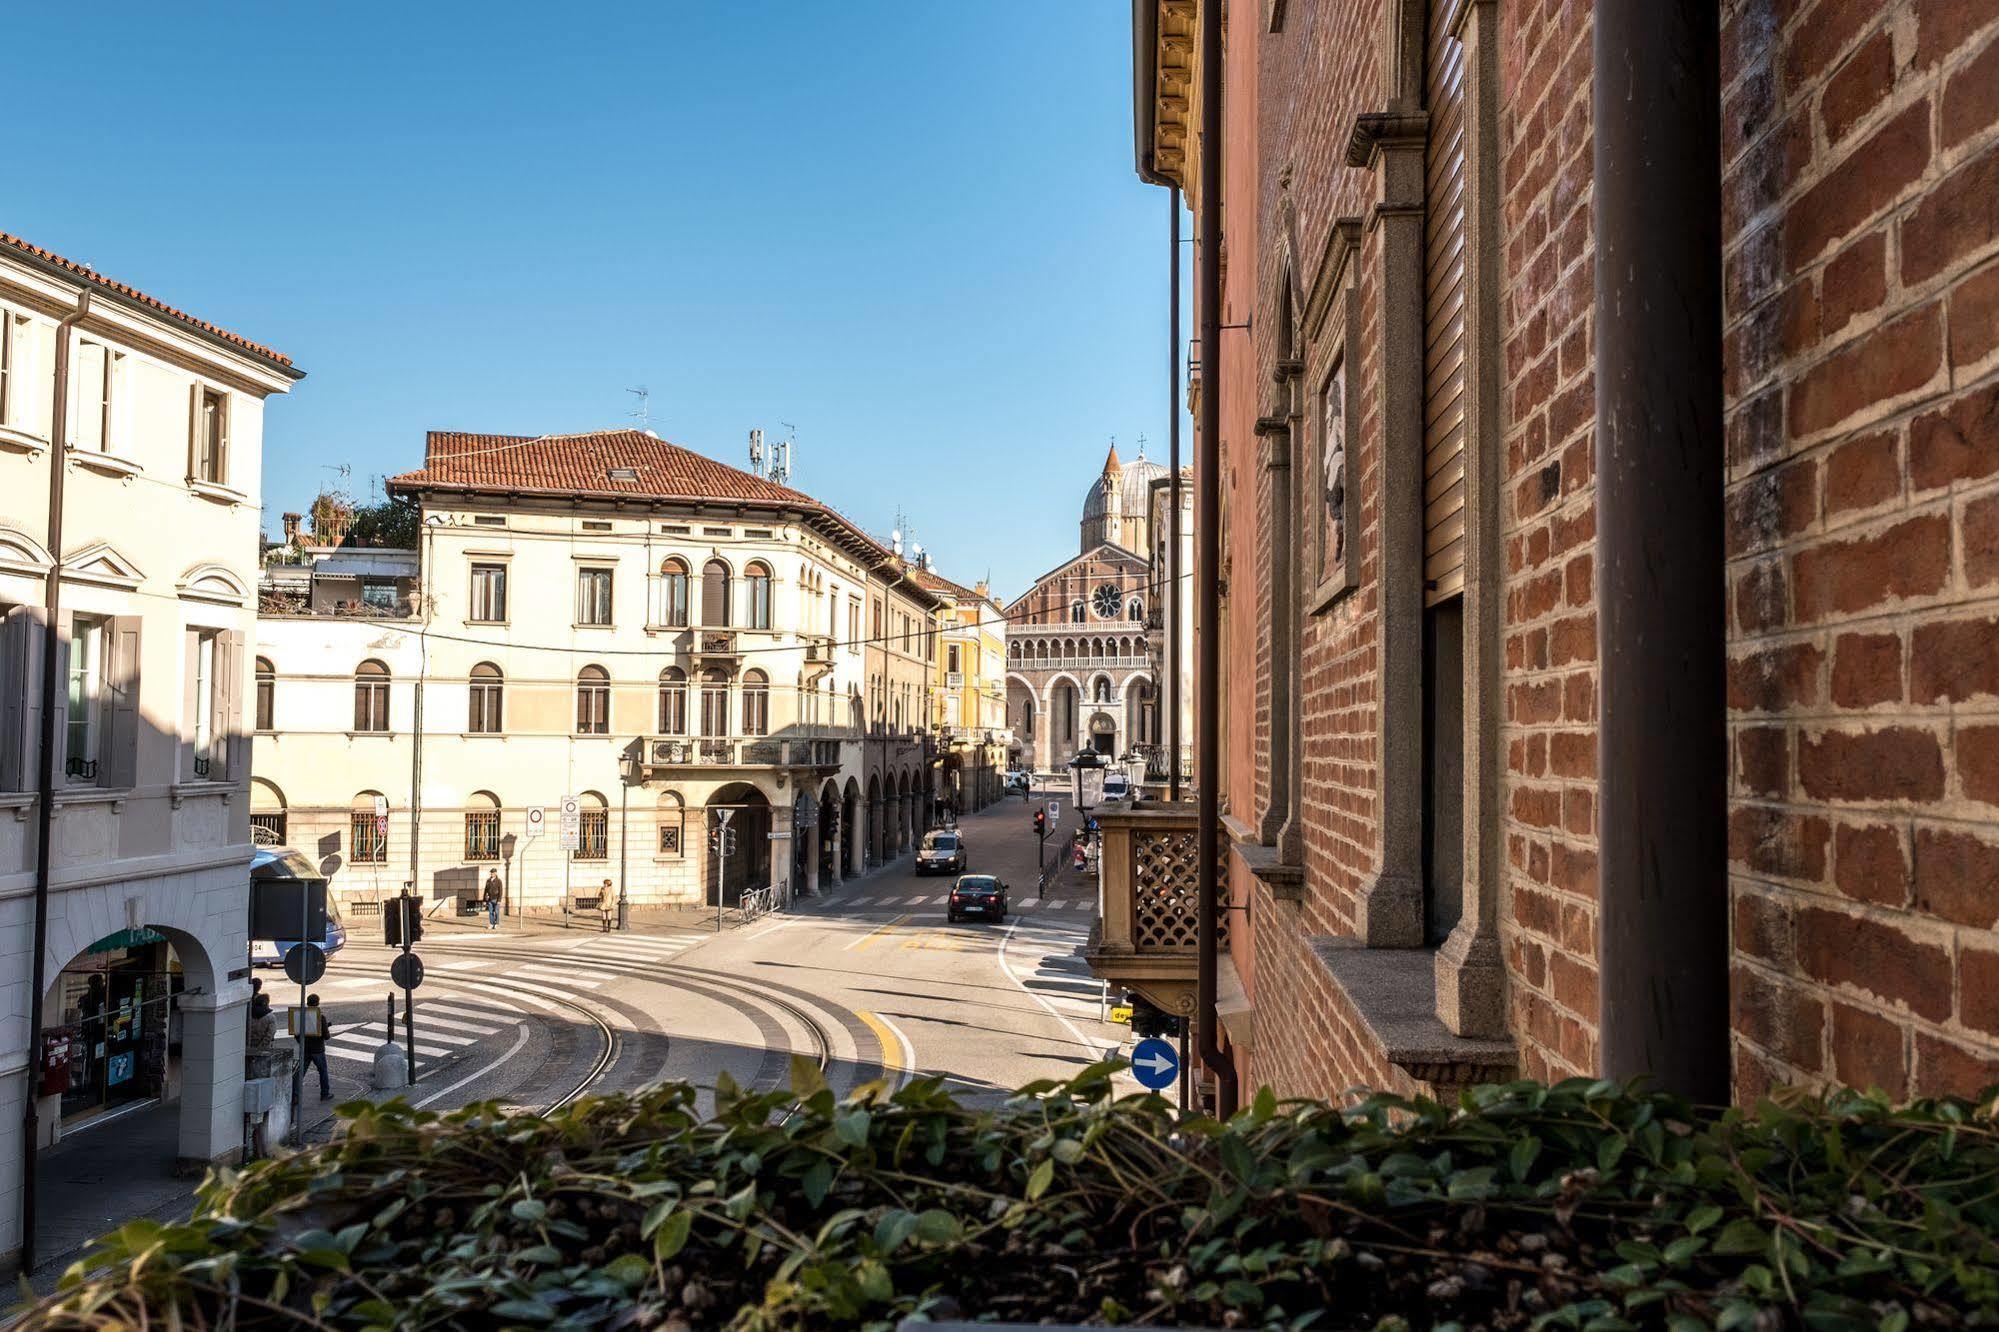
xmin=748 ymin=427 xmax=766 ymax=476
xmin=748 ymin=426 xmax=792 ymax=485
xmin=627 ymin=386 xmax=650 ymax=430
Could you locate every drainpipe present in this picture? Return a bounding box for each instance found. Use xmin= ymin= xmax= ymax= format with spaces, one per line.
xmin=1594 ymin=0 xmax=1727 ymax=1100
xmin=1194 ymin=0 xmax=1237 ymax=1119
xmin=20 ymin=290 xmax=91 ymax=1272
xmin=1168 ymin=186 xmax=1184 ymax=803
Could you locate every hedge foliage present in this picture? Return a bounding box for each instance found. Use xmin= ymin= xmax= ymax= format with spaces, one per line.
xmin=18 ymin=1062 xmax=1999 ymax=1330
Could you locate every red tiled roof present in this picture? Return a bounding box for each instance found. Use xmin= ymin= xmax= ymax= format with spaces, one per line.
xmin=0 ymin=233 xmax=295 ymax=369
xmin=909 ymin=566 xmax=991 ymax=605
xmin=392 ymin=430 xmax=819 ymax=506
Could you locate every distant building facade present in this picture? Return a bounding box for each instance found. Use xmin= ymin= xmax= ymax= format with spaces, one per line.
xmin=253 ymin=430 xmax=941 ymax=919
xmin=1006 ymin=446 xmax=1161 ymax=770
xmin=0 ymin=234 xmax=301 ymax=1264
xmin=911 ymin=565 xmax=1008 ymax=810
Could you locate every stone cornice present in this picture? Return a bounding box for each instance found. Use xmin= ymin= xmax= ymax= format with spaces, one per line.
xmin=1344 ymin=110 xmax=1430 ymax=169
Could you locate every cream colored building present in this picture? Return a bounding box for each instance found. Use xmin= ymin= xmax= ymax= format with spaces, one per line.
xmin=911 ymin=565 xmax=1009 ymax=811
xmin=253 ymin=430 xmax=943 ymax=918
xmin=0 ymin=234 xmax=302 ymax=1265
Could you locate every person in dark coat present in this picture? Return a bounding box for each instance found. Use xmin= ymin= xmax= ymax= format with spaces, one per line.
xmin=301 ymin=994 xmax=333 ymax=1098
xmin=482 ymin=871 xmax=503 ymax=931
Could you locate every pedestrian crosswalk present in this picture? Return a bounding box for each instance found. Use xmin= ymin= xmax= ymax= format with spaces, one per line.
xmin=831 ymin=892 xmax=1096 ymax=911
xmin=321 ymin=993 xmax=528 ymax=1066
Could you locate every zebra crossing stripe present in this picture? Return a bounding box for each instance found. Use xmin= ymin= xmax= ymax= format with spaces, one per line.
xmin=410 ymin=1010 xmax=511 ymax=1037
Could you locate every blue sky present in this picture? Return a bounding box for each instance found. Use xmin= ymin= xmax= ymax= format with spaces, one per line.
xmin=9 ymin=2 xmax=1190 ymax=598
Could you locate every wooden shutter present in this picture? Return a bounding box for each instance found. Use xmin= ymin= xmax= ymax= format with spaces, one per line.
xmin=220 ymin=629 xmax=245 ymax=781
xmin=181 ymin=630 xmax=200 ymax=778
xmin=187 ymin=383 xmax=203 ymax=480
xmin=1423 ymin=0 xmax=1469 ymax=606
xmin=1 ymin=606 xmax=44 ymax=792
xmin=103 ymin=616 xmax=143 ymax=788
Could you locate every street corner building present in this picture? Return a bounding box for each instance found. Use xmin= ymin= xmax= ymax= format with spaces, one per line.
xmin=1005 ymin=443 xmax=1188 ymax=774
xmin=251 ymin=429 xmax=958 ymax=920
xmin=0 ymin=234 xmax=303 ymax=1264
xmin=1091 ymin=0 xmax=1999 ymax=1111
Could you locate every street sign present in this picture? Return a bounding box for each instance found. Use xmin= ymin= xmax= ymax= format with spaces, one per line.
xmin=1130 ymin=1037 xmax=1180 ymax=1091
xmin=1047 ymin=800 xmax=1061 ymax=821
xmin=524 ymin=806 xmax=545 ymax=839
xmin=559 ymin=795 xmax=581 ymax=851
xmin=373 ymin=793 xmax=391 ymax=839
xmin=283 ymin=942 xmax=327 ymax=987
xmin=390 ymin=953 xmax=425 ymax=990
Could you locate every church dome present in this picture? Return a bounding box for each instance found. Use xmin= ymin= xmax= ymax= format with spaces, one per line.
xmin=1081 ymin=448 xmax=1168 ymax=523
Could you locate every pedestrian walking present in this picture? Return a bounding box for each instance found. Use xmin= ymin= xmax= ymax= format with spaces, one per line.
xmin=599 ymin=879 xmax=615 ymax=932
xmin=302 ymin=994 xmax=333 ymax=1099
xmin=482 ymin=870 xmax=503 ymax=931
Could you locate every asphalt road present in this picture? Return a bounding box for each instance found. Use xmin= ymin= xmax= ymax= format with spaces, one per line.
xmin=308 ymin=782 xmax=1127 ymax=1123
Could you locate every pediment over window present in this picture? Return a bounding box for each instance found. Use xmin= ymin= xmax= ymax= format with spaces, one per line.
xmin=177 ymin=562 xmax=250 ymax=607
xmin=0 ymin=527 xmax=55 ymax=580
xmin=61 ymin=542 xmax=145 ymax=590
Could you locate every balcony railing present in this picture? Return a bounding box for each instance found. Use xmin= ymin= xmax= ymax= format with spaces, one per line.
xmin=1083 ymin=800 xmax=1229 ymax=1020
xmin=638 ymin=734 xmax=845 ymax=771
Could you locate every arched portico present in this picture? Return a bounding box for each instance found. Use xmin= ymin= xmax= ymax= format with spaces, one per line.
xmin=705 ymin=783 xmax=771 ymax=907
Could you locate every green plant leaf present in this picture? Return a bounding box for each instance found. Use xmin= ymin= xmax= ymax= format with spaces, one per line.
xmin=652 ymin=1209 xmax=692 ymax=1260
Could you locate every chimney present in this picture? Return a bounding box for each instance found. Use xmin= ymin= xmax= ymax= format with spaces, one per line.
xmin=281 ymin=512 xmax=302 ymax=544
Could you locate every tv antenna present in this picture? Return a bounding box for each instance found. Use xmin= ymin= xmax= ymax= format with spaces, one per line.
xmin=627 ymin=386 xmax=651 ymax=431
xmin=748 ymin=425 xmax=793 ymax=486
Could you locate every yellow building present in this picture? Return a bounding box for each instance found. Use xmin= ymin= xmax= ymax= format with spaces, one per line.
xmin=910 ymin=565 xmax=1008 ymax=813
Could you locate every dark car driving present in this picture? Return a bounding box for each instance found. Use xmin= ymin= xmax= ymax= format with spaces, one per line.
xmin=946 ymin=874 xmax=1008 ymax=923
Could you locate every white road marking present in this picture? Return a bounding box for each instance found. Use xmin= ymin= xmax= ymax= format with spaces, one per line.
xmin=408 ymin=1010 xmax=509 ymax=1037
xmin=516 ymin=966 xmax=603 ymax=988
xmin=998 ymin=914 xmax=1118 ymax=1061
xmin=412 ymin=1022 xmax=533 ymax=1109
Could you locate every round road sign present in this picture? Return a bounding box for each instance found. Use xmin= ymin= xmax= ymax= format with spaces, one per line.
xmin=390 ymin=953 xmax=426 ymax=990
xmin=1129 ymin=1037 xmax=1180 ymax=1091
xmin=283 ymin=942 xmax=327 ymax=987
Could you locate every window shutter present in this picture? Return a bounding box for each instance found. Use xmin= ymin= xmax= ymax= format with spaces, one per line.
xmin=220 ymin=629 xmax=245 ymax=781
xmin=187 ymin=384 xmax=203 ymax=480
xmin=103 ymin=616 xmax=143 ymax=788
xmin=181 ymin=630 xmax=200 ymax=779
xmin=1 ymin=606 xmax=43 ymax=791
xmin=1423 ymin=0 xmax=1469 ymax=606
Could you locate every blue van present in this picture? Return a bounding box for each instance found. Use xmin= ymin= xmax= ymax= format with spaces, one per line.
xmin=247 ymin=846 xmax=347 ymax=967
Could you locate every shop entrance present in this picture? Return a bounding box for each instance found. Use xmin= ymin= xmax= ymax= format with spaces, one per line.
xmin=46 ymin=930 xmax=180 ymax=1132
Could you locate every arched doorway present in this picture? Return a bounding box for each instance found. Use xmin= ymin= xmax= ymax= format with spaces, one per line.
xmin=249 ymin=777 xmax=287 ymax=846
xmin=865 ymin=774 xmax=883 ymax=868
xmin=705 ymin=783 xmax=771 ymax=907
xmin=1088 ymin=710 xmax=1118 ymax=756
xmin=843 ymin=777 xmax=862 ymax=877
xmin=818 ymin=781 xmax=842 ymax=885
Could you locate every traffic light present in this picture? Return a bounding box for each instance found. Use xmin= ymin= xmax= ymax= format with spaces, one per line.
xmin=384 ymin=895 xmax=424 ymax=947
xmin=1033 ymin=808 xmax=1046 ymax=836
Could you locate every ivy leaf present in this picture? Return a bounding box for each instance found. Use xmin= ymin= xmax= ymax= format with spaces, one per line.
xmin=652 ymin=1209 xmax=692 ymax=1261
xmin=1684 ymin=1204 xmax=1724 ymax=1235
xmin=1712 ymin=1218 xmax=1767 ymax=1256
xmin=1026 ymin=1159 xmax=1055 ymax=1200
xmin=801 ymin=1160 xmax=835 ymax=1209
xmin=790 ymin=1054 xmax=828 ymax=1097
xmin=601 ymin=1253 xmax=650 ymax=1288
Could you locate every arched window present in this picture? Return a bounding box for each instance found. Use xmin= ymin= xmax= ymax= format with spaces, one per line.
xmin=700 ymin=668 xmax=730 ymax=737
xmin=250 ymin=777 xmax=286 ymax=845
xmin=660 ymin=557 xmax=690 ymax=628
xmin=254 ymin=656 xmax=275 ymax=731
xmin=702 ymin=558 xmax=732 ymax=628
xmin=350 ymin=790 xmax=388 ymax=862
xmin=353 ymin=660 xmax=390 ymax=732
xmin=464 ymin=790 xmax=501 ymax=861
xmin=744 ymin=562 xmax=772 ymax=629
xmin=742 ymin=669 xmax=769 ymax=735
xmin=656 ymin=791 xmax=685 ymax=857
xmin=575 ymin=665 xmax=610 ymax=735
xmin=1069 ymin=600 xmax=1085 ymax=623
xmin=658 ymin=666 xmax=687 ymax=734
xmin=1128 ymin=596 xmax=1144 ymax=621
xmin=574 ymin=791 xmax=608 ymax=861
xmin=469 ymin=662 xmax=504 ymax=733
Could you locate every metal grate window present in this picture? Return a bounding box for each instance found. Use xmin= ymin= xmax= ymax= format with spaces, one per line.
xmin=464 ymin=810 xmax=501 ymax=861
xmin=350 ymin=810 xmax=388 ymax=863
xmin=575 ymin=810 xmax=609 ymax=861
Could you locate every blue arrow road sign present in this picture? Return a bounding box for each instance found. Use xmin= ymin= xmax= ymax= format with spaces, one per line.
xmin=1129 ymin=1037 xmax=1180 ymax=1090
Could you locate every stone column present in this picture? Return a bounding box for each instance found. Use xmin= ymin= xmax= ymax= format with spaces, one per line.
xmin=804 ymin=823 xmax=821 ymax=897
xmin=175 ymin=988 xmax=250 ymax=1168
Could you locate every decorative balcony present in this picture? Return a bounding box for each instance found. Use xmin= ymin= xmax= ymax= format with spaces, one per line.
xmin=637 ymin=734 xmax=844 ymax=774
xmin=803 ymin=634 xmax=835 ymax=664
xmin=694 ymin=628 xmax=740 ymax=662
xmin=1084 ymin=800 xmax=1229 ymax=1020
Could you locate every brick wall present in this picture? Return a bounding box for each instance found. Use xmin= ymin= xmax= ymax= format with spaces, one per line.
xmin=1722 ymin=0 xmax=1999 ymax=1098
xmin=1497 ymin=0 xmax=1600 ymax=1084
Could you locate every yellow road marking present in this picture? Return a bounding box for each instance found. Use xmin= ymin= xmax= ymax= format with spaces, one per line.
xmin=845 ymin=913 xmax=910 ymax=952
xmin=901 ymin=929 xmax=965 ymax=952
xmin=856 ymin=1008 xmax=912 ymax=1088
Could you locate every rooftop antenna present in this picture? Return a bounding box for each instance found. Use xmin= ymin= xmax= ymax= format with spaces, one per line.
xmin=627 ymin=386 xmax=651 ymax=431
xmin=749 ymin=427 xmax=766 ymax=476
xmin=891 ymin=507 xmax=907 ymax=561
xmin=749 ymin=425 xmax=794 ymax=485
xmin=776 ymin=420 xmax=797 ymax=486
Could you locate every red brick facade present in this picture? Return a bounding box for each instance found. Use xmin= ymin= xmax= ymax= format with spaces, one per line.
xmin=1140 ymin=0 xmax=1999 ymax=1107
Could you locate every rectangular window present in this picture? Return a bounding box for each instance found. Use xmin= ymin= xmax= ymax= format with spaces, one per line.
xmin=470 ymin=563 xmax=507 ymax=622
xmin=576 ymin=679 xmax=610 ymax=734
xmin=473 ymin=515 xmax=507 ymax=527
xmin=65 ymin=618 xmax=103 ymax=782
xmin=848 ymin=598 xmax=861 ymax=654
xmin=576 ymin=568 xmax=614 ymax=625
xmin=700 ymin=683 xmax=729 ymax=737
xmin=195 ymin=388 xmax=228 ymax=484
xmin=469 ymin=677 xmax=503 ymax=733
xmin=0 ymin=308 xmax=14 ymax=426
xmin=465 ymin=810 xmax=501 ymax=861
xmin=659 ymin=681 xmax=687 ymax=734
xmin=255 ymin=667 xmax=274 ymax=732
xmin=350 ymin=810 xmax=388 ymax=863
xmin=192 ymin=630 xmax=218 ymax=778
xmin=658 ymin=824 xmax=681 ymax=856
xmin=71 ymin=340 xmax=113 ymax=452
xmin=742 ymin=688 xmax=768 ymax=736
xmin=581 ymin=520 xmax=612 ymax=532
xmin=361 ymin=582 xmax=397 ymax=612
xmin=576 ymin=810 xmax=608 ymax=860
xmin=947 ymin=644 xmax=961 ymax=674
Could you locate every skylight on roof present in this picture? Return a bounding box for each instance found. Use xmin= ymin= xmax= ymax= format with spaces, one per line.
xmin=606 ymin=467 xmax=640 ymax=481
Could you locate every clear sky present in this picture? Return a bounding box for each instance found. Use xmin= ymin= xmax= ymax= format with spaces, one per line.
xmin=8 ymin=1 xmax=1191 ymax=600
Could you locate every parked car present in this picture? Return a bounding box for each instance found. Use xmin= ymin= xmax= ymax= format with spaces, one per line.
xmin=1103 ymin=773 xmax=1132 ymax=802
xmin=946 ymin=874 xmax=1009 ymax=923
xmin=916 ymin=829 xmax=967 ymax=875
xmin=1004 ymin=771 xmax=1031 ymax=793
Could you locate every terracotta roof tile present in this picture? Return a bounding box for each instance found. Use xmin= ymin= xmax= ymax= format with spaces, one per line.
xmin=0 ymin=233 xmax=294 ymax=368
xmin=909 ymin=566 xmax=991 ymax=604
xmin=391 ymin=429 xmax=821 ymax=507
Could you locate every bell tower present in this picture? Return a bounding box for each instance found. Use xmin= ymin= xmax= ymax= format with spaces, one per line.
xmin=1099 ymin=441 xmax=1124 ymax=549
